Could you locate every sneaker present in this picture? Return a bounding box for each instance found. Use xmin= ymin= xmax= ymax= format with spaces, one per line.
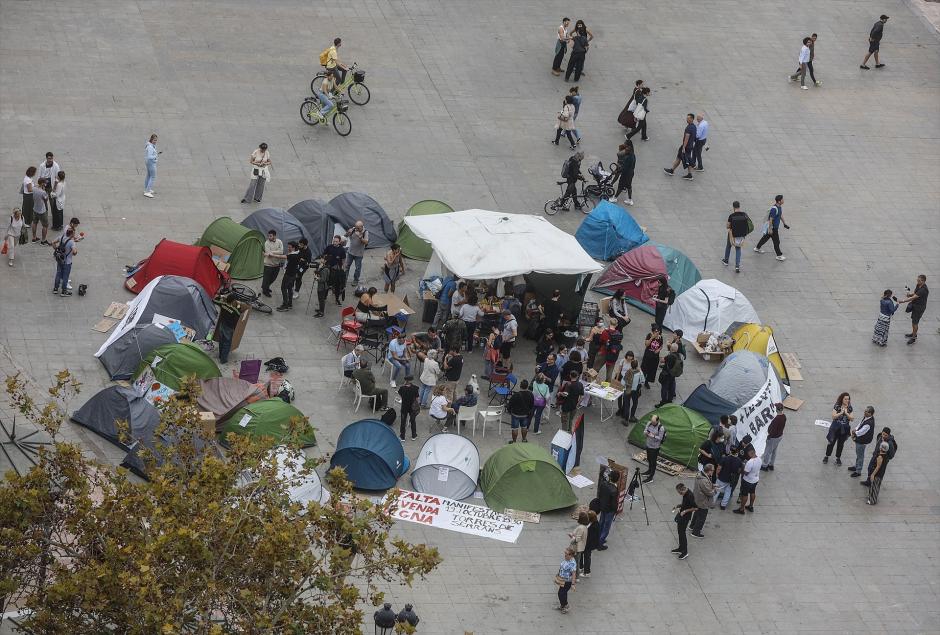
xmin=788 ymin=74 xmax=795 ymax=82
xmin=732 ymin=509 xmax=745 ymax=515
xmin=753 ymin=247 xmax=764 ymax=253
xmin=670 ymin=548 xmax=682 ymax=553
xmin=411 ymin=435 xmax=418 ymax=441
xmin=801 ymin=86 xmax=809 ymax=90
xmin=552 ymin=69 xmax=561 ymax=76
xmin=835 ymin=458 xmax=842 ymax=466
xmin=581 ymin=572 xmax=590 ymax=578
xmin=682 ymin=174 xmax=694 ymax=181
xmin=629 ymin=416 xmax=638 ymax=423
xmin=276 ymin=306 xmax=289 ymax=312
xmin=569 ymin=145 xmax=577 ymax=151
xmin=607 ymin=197 xmax=618 ymax=203
xmin=860 ymin=65 xmax=870 ymax=70
xmin=40 ymin=240 xmax=49 ymax=245
xmin=815 ymin=81 xmax=823 ymax=86
xmin=694 ymin=167 xmax=705 ymax=172
xmin=760 ymin=466 xmax=768 ymax=472
xmin=292 ymin=292 xmax=299 ymax=299
xmin=575 ymin=137 xmax=582 ymax=146
xmin=52 ymin=288 xmax=59 ymax=295
xmin=663 ymin=168 xmax=674 ymax=176
xmin=60 ymin=290 xmax=72 ymax=296
xmin=860 ymin=481 xmax=871 ymax=487
xmin=719 ymin=505 xmax=726 ymax=510
xmin=241 ymin=199 xmax=248 ymax=204
xmin=721 ymin=259 xmax=729 ymax=266
xmin=143 ymin=191 xmax=154 ymax=198
xmin=314 ymin=312 xmax=324 ymax=318
xmin=907 ymin=337 xmax=917 ymax=345
xmin=767 ymin=465 xmax=774 ymax=471
xmin=677 ymin=553 xmax=689 ymax=560
xmin=866 ymin=499 xmax=873 ymax=505
xmin=875 ymin=64 xmax=885 ymax=68
xmin=745 ymin=505 xmax=754 ymax=512
xmin=7 ymin=260 xmax=12 ymax=267
xmin=534 ymin=430 xmax=543 ymax=435
xmin=389 ymin=380 xmax=397 ymax=388
xmin=400 ymin=436 xmax=406 ymax=441
xmin=642 ymin=477 xmax=653 ymax=484
xmin=822 ymin=456 xmax=828 ymax=464
xmin=507 ymin=440 xmax=514 ymax=444
xmin=551 ymin=140 xmax=559 ymax=146
xmin=848 ymin=466 xmax=857 ymax=471
xmin=735 ymin=267 xmax=740 ymax=273
xmin=66 ymin=280 xmax=73 ymax=290
xmin=625 ymin=199 xmax=633 ymax=205
xmin=596 ymin=545 xmax=608 ymax=551
xmin=691 ymin=532 xmax=704 ymax=539
xmin=850 ymin=472 xmax=860 ymax=478
xmin=560 ymin=607 xmax=569 ymax=614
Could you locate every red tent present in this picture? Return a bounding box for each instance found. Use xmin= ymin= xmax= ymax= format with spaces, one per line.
xmin=125 ymin=239 xmax=226 ymax=296
xmin=593 ymin=243 xmax=701 ymax=314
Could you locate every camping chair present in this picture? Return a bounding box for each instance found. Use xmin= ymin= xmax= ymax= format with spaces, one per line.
xmin=486 ymin=371 xmax=509 ymax=397
xmin=237 ymin=359 xmax=262 ymax=384
xmin=474 ymin=405 xmax=503 ymax=439
xmin=352 ymin=380 xmax=377 ymax=414
xmin=489 ymin=373 xmax=517 ymax=406
xmin=359 ymin=333 xmax=385 ymax=364
xmin=454 ymin=404 xmax=477 ymax=436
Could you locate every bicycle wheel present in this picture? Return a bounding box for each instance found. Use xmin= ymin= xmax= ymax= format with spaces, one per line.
xmin=578 ymin=196 xmax=595 ymax=214
xmin=347 ymin=82 xmax=371 ymax=105
xmin=310 ymin=73 xmax=327 ymax=94
xmin=229 ymin=283 xmax=258 ymax=303
xmin=543 ymin=200 xmax=559 ymax=216
xmin=333 ymin=112 xmax=352 ymax=136
xmin=253 ymin=299 xmax=273 ymax=315
xmin=300 ymin=100 xmax=321 ymax=126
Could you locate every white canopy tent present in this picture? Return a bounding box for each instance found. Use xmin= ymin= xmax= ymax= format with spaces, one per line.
xmin=403 ymin=210 xmax=602 ymax=280
xmin=663 ymin=279 xmax=760 ymax=341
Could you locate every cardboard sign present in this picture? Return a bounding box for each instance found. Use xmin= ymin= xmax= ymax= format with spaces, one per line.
xmin=390 ymin=490 xmax=523 ymax=543
xmin=732 ymin=373 xmax=784 ymax=456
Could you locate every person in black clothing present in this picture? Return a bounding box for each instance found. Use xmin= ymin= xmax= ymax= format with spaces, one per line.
xmin=564 ymin=21 xmax=590 ymax=82
xmin=663 ymin=113 xmax=697 ymax=181
xmin=276 ymin=242 xmax=301 ymax=311
xmin=560 ymin=350 xmax=583 ymax=383
xmin=722 ymin=201 xmax=750 ymax=273
xmin=897 ymin=274 xmax=928 ymax=344
xmin=540 ymin=289 xmax=563 ymax=338
xmin=860 ymin=15 xmax=888 ymax=69
xmin=596 ymin=470 xmax=619 ymax=550
xmin=582 ymin=510 xmax=600 ymax=576
xmin=313 ymin=259 xmax=330 ymax=318
xmin=651 ymin=278 xmax=673 ymax=330
xmin=714 ymin=445 xmax=743 ymax=510
xmin=293 ymin=238 xmax=313 ymax=294
xmin=322 ymin=235 xmax=347 ymax=305
xmin=507 ymin=379 xmax=535 ymax=443
xmin=672 ymin=483 xmax=695 ymax=559
xmin=656 ymin=343 xmax=681 ymax=407
xmin=397 ymin=376 xmax=420 ymax=441
xmin=625 ymin=87 xmax=650 ymax=141
xmin=558 ymin=370 xmax=584 ymax=433
xmin=214 ymin=293 xmax=242 ymax=364
xmin=559 ymin=152 xmax=585 ymax=210
xmin=640 ymin=324 xmax=663 ymax=389
xmin=861 ymin=427 xmax=898 ymax=486
xmin=610 ymin=142 xmax=636 ymax=205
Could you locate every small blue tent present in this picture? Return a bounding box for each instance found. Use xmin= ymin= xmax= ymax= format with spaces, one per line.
xmin=330 ymin=419 xmax=410 ymax=490
xmin=575 ymin=201 xmax=649 ymax=261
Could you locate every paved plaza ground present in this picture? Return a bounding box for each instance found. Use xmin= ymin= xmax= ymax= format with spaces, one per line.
xmin=1 ymin=1 xmax=939 ymax=633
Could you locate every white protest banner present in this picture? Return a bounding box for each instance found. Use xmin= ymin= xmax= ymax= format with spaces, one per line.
xmin=733 ymin=371 xmax=783 ymax=456
xmin=390 ymin=490 xmax=524 ymax=543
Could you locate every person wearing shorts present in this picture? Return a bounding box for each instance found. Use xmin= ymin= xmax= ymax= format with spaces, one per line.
xmin=733 ymin=447 xmax=761 ymax=514
xmin=663 ymin=113 xmax=697 ymax=181
xmin=897 ymin=274 xmax=928 ymax=345
xmin=860 ymin=15 xmax=888 ymax=69
xmin=508 ymin=379 xmax=534 ymax=444
xmin=31 ymin=178 xmax=50 ymax=244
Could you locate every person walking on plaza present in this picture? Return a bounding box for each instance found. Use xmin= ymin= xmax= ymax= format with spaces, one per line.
xmin=641 ymin=414 xmax=666 ymax=482
xmin=866 ymin=441 xmax=891 ymax=505
xmin=564 ymin=20 xmax=591 ymax=82
xmin=596 ymin=470 xmax=619 ymax=550
xmin=531 ymin=373 xmax=551 ymax=435
xmin=824 ymin=392 xmax=853 ymax=465
xmin=753 ymin=195 xmax=789 ymax=261
xmin=609 ymin=142 xmax=636 ymax=205
xmin=861 ymin=427 xmax=898 ymax=487
xmin=552 ymin=96 xmax=578 ymax=150
xmin=788 ymin=37 xmax=812 ymax=90
xmin=4 ymin=208 xmax=25 ymax=267
xmin=52 ymin=228 xmax=78 ymax=296
xmin=795 ymin=34 xmax=821 ymax=86
xmin=568 ymin=86 xmax=583 ymax=145
xmin=849 ymin=406 xmax=875 ymax=478
xmin=343 ymin=221 xmax=369 ymax=286
xmin=860 ymin=15 xmax=889 ymax=69
xmin=625 ymin=87 xmax=651 ymax=142
xmin=554 ymin=547 xmax=578 ymax=614
xmin=693 ymin=114 xmax=709 ymax=170
xmin=398 ymin=375 xmax=420 ymax=441
xmin=551 ymin=17 xmax=571 ymax=75
xmin=663 ymin=114 xmax=697 ymax=181
xmin=144 ymin=134 xmax=159 ymax=198
xmin=733 ymin=447 xmax=761 ymax=514
xmin=691 ymin=464 xmax=716 ymax=538
xmin=722 ymin=201 xmax=749 ymax=273
xmin=871 ymin=289 xmax=899 ymax=346
xmin=241 ymin=143 xmax=271 ymax=204
xmin=260 ymin=230 xmax=284 ymax=298
xmin=275 ymin=241 xmax=301 ymax=312
xmin=292 ymin=238 xmax=313 ymax=297
xmin=672 ymin=483 xmax=695 ymax=560
xmin=760 ymin=403 xmax=786 ymax=471
xmin=714 ymin=445 xmax=743 ymax=510
xmin=897 ymin=275 xmax=928 ymax=345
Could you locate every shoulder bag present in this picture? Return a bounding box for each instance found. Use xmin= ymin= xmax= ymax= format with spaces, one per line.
xmin=634 ymin=100 xmax=647 ymax=121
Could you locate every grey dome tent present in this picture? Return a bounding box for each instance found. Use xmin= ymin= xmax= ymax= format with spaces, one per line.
xmin=273 ymin=448 xmax=330 ymax=507
xmin=286 ymin=199 xmax=342 ymax=258
xmin=241 ymin=208 xmax=311 ymax=254
xmin=411 ymin=434 xmax=480 ymax=500
xmin=121 ymin=426 xmax=222 ymax=480
xmin=707 ymin=351 xmax=785 ymax=406
xmin=70 ymin=385 xmax=161 ymax=450
xmin=97 ymin=323 xmax=177 ymax=380
xmin=328 ymin=192 xmax=397 ymax=249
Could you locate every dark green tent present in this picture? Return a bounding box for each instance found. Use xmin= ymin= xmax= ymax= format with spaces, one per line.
xmin=480 ymin=444 xmax=577 ymax=513
xmin=627 ymin=404 xmax=712 ymax=468
xmin=134 ymin=342 xmax=221 ymax=391
xmin=396 ymin=200 xmax=454 ymax=260
xmin=197 ymin=217 xmax=265 ymax=279
xmin=220 ymin=399 xmax=316 ymax=447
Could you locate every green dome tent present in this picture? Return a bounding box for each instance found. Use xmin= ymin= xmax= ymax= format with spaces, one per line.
xmin=134 ymin=342 xmax=222 ymax=391
xmin=627 ymin=404 xmax=712 ymax=469
xmin=220 ymin=399 xmax=316 ymax=447
xmin=480 ymin=444 xmax=577 ymax=513
xmin=196 ymin=217 xmax=265 ymax=279
xmin=396 ymin=200 xmax=454 ymax=260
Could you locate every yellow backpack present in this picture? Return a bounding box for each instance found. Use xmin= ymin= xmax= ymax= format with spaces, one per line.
xmin=318 ymin=47 xmax=331 ymax=66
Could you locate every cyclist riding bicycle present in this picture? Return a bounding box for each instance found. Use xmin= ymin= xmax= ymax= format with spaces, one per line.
xmin=321 ymin=37 xmax=348 ymax=85
xmin=315 ymin=70 xmax=336 ymax=116
xmin=560 ymin=152 xmax=585 ymax=210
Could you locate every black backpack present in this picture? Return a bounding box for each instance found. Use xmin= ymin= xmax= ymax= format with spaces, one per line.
xmin=54 ymin=235 xmax=71 ymax=264
xmin=561 ymin=157 xmax=575 ymax=179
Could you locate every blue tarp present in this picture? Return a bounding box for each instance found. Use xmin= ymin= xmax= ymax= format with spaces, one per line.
xmin=574 ymin=201 xmax=649 ymax=261
xmin=683 ymin=384 xmax=738 ymax=427
xmin=330 ymin=419 xmax=410 ymax=490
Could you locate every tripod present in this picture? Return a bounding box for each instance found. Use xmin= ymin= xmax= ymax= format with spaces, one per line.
xmin=628 ymin=468 xmax=650 ymax=526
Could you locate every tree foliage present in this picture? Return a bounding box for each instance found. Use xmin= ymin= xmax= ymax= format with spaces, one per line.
xmin=0 ymin=372 xmax=440 ymax=634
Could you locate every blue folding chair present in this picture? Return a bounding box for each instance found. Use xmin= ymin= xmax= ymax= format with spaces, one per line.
xmin=489 ymin=373 xmax=517 ymax=406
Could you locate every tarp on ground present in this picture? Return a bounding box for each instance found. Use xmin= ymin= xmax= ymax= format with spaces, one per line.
xmin=404 ymin=210 xmax=602 ymax=279
xmin=480 ymin=444 xmax=577 ymax=513
xmin=125 ymin=239 xmax=225 ymax=297
xmin=627 ymin=404 xmax=713 ymax=468
xmin=94 ymin=275 xmax=218 ymax=357
xmin=593 ymin=243 xmax=701 ymax=314
xmin=411 ymin=433 xmax=480 ymax=500
xmin=220 ymin=398 xmax=315 ymax=447
xmin=134 ymin=342 xmax=221 ymax=391
xmin=97 ymin=323 xmax=178 ymax=380
xmin=663 ymin=279 xmax=759 ymax=340
xmin=196 ymin=217 xmax=265 ymax=279
xmin=286 ymin=199 xmax=342 ymax=258
xmin=725 ymin=322 xmax=790 ymax=385
xmin=330 ymin=419 xmax=409 ymax=490
xmin=574 ymin=200 xmax=649 ymax=261
xmin=397 ymin=200 xmax=454 ymax=260
xmin=70 ymin=385 xmax=161 ymax=450
xmin=328 ymin=192 xmax=398 ymax=249
xmin=241 ymin=208 xmax=311 ymax=254
xmin=196 ymin=377 xmax=264 ymax=424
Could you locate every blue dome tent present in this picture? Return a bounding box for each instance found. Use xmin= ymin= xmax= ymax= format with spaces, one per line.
xmin=574 ymin=201 xmax=649 ymax=261
xmin=330 ymin=419 xmax=410 ymax=490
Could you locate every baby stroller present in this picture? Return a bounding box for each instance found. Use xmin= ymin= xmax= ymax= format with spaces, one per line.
xmin=585 ymin=161 xmax=619 ymax=200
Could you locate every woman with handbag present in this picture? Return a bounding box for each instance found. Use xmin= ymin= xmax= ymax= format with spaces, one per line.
xmin=242 ymin=143 xmax=271 ymax=203
xmin=531 ymin=373 xmax=551 ymax=435
xmin=626 ymin=87 xmax=651 ymax=141
xmin=552 ymin=96 xmax=578 ymax=150
xmin=610 ymin=142 xmax=636 ymax=205
xmin=4 ymin=208 xmax=25 ymax=267
xmin=824 ymin=392 xmax=854 ymax=465
xmin=554 ymin=547 xmax=578 ymax=613
xmin=872 ymin=289 xmax=899 ymax=346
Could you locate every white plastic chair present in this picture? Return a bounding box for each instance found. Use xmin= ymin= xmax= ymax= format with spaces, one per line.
xmin=455 ymin=404 xmax=478 ymax=436
xmin=353 ymin=379 xmax=377 ymax=414
xmin=474 ymin=405 xmax=503 ymax=439
xmin=340 ymin=360 xmax=353 ymax=389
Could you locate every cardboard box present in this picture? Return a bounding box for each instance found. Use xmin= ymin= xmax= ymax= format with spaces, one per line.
xmin=214 ymin=301 xmax=251 ymax=353
xmin=696 ymin=331 xmax=711 ymax=345
xmin=372 ymin=293 xmax=414 ymax=316
xmin=198 ymin=411 xmax=217 ymax=437
xmin=692 ymin=340 xmax=727 ymax=361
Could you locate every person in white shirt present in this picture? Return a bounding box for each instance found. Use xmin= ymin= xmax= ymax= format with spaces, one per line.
xmin=418 ymin=350 xmax=441 ymax=408
xmin=788 ymin=37 xmax=812 ymax=89
xmin=342 ymin=346 xmax=363 ymax=378
xmin=37 ymin=153 xmax=60 ymax=225
xmin=693 ymin=114 xmax=710 ymax=171
xmin=5 ymin=208 xmax=25 ymax=267
xmin=733 ymin=447 xmax=761 ymax=514
xmin=144 ymin=134 xmax=159 ymax=197
xmin=551 ymin=17 xmax=571 ymax=75
xmin=428 ymin=385 xmax=454 ymax=432
xmin=242 ymin=143 xmax=271 ymax=204
xmin=50 ymin=171 xmax=66 ymax=231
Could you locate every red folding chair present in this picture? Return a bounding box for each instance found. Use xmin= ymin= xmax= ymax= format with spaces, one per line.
xmin=337 ymin=327 xmax=361 ymax=351
xmin=341 ymin=307 xmax=363 ymax=332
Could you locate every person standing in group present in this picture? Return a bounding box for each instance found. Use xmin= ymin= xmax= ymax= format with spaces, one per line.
xmin=260 ymin=230 xmax=284 ymax=298
xmin=651 ymin=278 xmax=674 ymax=330
xmin=569 ymin=512 xmax=589 ymax=576
xmin=871 ymin=290 xmax=899 ymax=346
xmin=144 ymin=134 xmax=159 ymax=198
xmin=552 ymin=96 xmax=578 ymax=150
xmin=722 ymin=201 xmax=750 ymax=273
xmin=693 ymin=114 xmax=709 ymax=170
xmin=640 ymin=323 xmax=663 ymax=390
xmin=860 ymin=15 xmax=889 ymax=69
xmin=609 ymin=142 xmax=636 ymax=205
xmin=824 ymin=392 xmax=853 ymax=465
xmin=753 ymin=195 xmax=789 ymax=261
xmin=322 ymin=235 xmax=347 ymax=305
xmin=558 ymin=370 xmax=584 ymax=433
xmin=275 ymin=242 xmax=301 ymax=312
xmin=343 ymin=220 xmax=369 ymax=286
xmin=672 ymin=483 xmax=695 ymax=560
xmin=623 ymin=358 xmax=644 ymax=423
xmin=418 ymin=349 xmax=441 ymax=408
xmin=897 ymin=275 xmax=928 ymax=345
xmin=382 ymin=243 xmax=404 ymax=293
xmin=500 ymin=309 xmax=519 ymax=365
xmin=568 ymin=86 xmax=583 ymax=145
xmin=663 ymin=114 xmax=697 ymax=181
xmin=866 ymin=441 xmax=891 ymax=505
xmin=862 ymin=428 xmax=898 ymax=487
xmin=795 ymin=34 xmax=821 ymax=86
xmin=551 ymin=17 xmax=571 ymax=75
xmin=554 ymin=547 xmax=578 ymax=614
xmin=788 ymin=37 xmax=813 ymax=90
xmin=625 ymin=87 xmax=651 ymax=142
xmin=531 ymin=373 xmax=550 ymax=435
xmin=313 ymin=258 xmax=331 ymax=318
xmin=398 ymin=375 xmax=420 ymax=441
xmin=642 ymin=414 xmax=666 ymax=483
xmin=21 ymin=167 xmax=37 ymax=229
xmin=241 ymin=143 xmax=271 ymax=204
xmin=51 ymin=228 xmax=78 ymax=296
xmin=564 ymin=20 xmax=592 ymax=82
xmin=49 ymin=171 xmax=66 ymax=232
xmin=585 ymin=319 xmax=605 ymax=369
xmin=508 ymin=379 xmax=534 ymax=444
xmin=582 ymin=511 xmax=599 ymax=577
xmin=655 ymin=342 xmax=682 ymax=407
xmin=30 ymin=178 xmax=50 ymax=245
xmin=713 ymin=445 xmax=743 ymax=510
xmin=4 ymin=208 xmax=25 ymax=267
xmin=292 ymin=238 xmax=313 ymax=298
xmin=596 ymin=470 xmax=619 ymax=550
xmin=849 ymin=406 xmax=875 ymax=478
xmin=37 ymin=154 xmax=61 ymax=229
xmin=691 ymin=464 xmax=716 ymax=538
xmin=459 ymin=292 xmax=484 ymax=352
xmin=760 ymin=403 xmax=786 ymax=471
xmin=733 ymin=447 xmax=761 ymax=514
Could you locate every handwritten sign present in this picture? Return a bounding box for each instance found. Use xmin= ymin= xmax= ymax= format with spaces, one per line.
xmin=390 ymin=490 xmax=524 ymax=543
xmin=732 ymin=373 xmax=783 ymax=456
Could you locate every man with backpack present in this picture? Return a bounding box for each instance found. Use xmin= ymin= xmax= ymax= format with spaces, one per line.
xmin=559 ymin=152 xmax=585 ymax=211
xmin=52 ymin=228 xmax=77 ymax=296
xmin=722 ymin=201 xmax=751 ymax=273
xmin=656 ymin=342 xmax=683 ymax=407
xmin=753 ymin=195 xmax=790 ymax=261
xmin=319 ymin=37 xmax=348 ymax=84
